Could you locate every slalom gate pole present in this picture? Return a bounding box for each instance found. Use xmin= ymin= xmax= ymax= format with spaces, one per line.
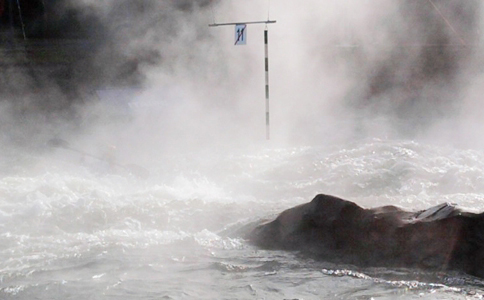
xmin=264 ymin=28 xmax=270 ymax=140
xmin=208 ymin=20 xmax=276 ymax=140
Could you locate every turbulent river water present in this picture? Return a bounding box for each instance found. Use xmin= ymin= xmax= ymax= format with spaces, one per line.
xmin=1 ymin=138 xmax=484 ymax=299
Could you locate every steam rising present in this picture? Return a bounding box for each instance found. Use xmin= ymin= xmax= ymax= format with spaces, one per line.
xmin=2 ymin=0 xmax=484 ymax=159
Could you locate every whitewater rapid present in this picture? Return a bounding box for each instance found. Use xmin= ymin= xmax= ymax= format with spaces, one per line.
xmin=1 ymin=138 xmax=484 ymax=299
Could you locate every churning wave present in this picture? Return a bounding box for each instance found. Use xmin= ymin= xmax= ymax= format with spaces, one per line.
xmin=1 ymin=138 xmax=484 ymax=299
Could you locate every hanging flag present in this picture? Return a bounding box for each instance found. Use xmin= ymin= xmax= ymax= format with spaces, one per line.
xmin=234 ymin=24 xmax=247 ymax=45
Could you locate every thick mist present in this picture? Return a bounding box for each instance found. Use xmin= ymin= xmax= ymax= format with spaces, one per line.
xmin=219 ymin=0 xmax=483 ymax=148
xmin=3 ymin=0 xmax=484 ymax=163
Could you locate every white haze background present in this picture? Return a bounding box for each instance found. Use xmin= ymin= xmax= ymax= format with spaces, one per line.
xmin=62 ymin=0 xmax=484 ymax=160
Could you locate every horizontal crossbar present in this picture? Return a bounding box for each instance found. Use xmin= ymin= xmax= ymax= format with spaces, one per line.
xmin=209 ymin=20 xmax=276 ymax=27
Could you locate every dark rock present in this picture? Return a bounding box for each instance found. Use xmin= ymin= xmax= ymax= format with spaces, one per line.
xmin=248 ymin=194 xmax=484 ymax=278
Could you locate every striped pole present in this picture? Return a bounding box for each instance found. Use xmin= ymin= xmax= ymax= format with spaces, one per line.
xmin=15 ymin=0 xmax=26 ymax=39
xmin=264 ymin=28 xmax=270 ymax=140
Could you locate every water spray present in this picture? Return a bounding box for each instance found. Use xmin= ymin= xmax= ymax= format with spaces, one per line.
xmin=47 ymin=138 xmax=150 ymax=179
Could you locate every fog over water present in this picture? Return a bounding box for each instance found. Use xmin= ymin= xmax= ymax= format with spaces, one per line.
xmin=2 ymin=0 xmax=484 ymax=152
xmin=2 ymin=1 xmax=484 ymax=299
xmin=68 ymin=0 xmax=484 ymax=149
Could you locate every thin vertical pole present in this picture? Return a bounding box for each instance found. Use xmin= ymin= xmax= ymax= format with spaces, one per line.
xmin=264 ymin=28 xmax=270 ymax=140
xmin=15 ymin=0 xmax=26 ymax=40
xmin=8 ymin=0 xmax=13 ymax=32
